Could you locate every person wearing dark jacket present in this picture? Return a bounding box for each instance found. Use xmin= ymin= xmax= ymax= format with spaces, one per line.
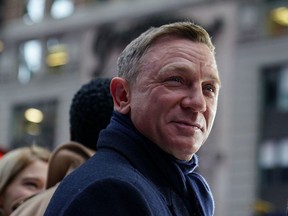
xmin=44 ymin=21 xmax=221 ymax=216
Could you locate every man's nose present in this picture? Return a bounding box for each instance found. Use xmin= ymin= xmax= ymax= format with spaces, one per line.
xmin=181 ymin=87 xmax=206 ymax=112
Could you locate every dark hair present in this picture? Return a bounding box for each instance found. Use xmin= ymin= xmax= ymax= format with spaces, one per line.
xmin=69 ymin=78 xmax=114 ymax=150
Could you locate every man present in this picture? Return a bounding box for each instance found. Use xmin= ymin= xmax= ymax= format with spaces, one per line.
xmin=44 ymin=21 xmax=221 ymax=216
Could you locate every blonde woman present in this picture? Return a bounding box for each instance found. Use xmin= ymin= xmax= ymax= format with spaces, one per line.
xmin=0 ymin=145 xmax=50 ymax=216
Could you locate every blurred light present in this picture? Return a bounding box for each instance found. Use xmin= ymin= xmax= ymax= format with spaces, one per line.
xmin=24 ymin=108 xmax=44 ymax=123
xmin=277 ymin=65 xmax=288 ymax=111
xmin=21 ymin=40 xmax=42 ymax=73
xmin=278 ymin=139 xmax=288 ymax=167
xmin=18 ymin=40 xmax=42 ymax=84
xmin=271 ymin=7 xmax=288 ymax=26
xmin=51 ymin=0 xmax=74 ymax=19
xmin=253 ymin=200 xmax=273 ymax=213
xmin=46 ymin=45 xmax=68 ymax=67
xmin=259 ymin=140 xmax=277 ymax=168
xmin=18 ymin=64 xmax=32 ymax=84
xmin=23 ymin=0 xmax=45 ymax=24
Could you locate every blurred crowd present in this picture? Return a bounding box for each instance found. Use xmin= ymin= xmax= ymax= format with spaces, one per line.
xmin=0 ymin=77 xmax=114 ymax=216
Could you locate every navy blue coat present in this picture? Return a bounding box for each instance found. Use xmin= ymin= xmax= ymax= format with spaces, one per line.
xmin=44 ymin=113 xmax=214 ymax=216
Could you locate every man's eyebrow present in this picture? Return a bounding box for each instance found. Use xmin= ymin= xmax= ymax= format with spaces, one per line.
xmin=159 ymin=64 xmax=192 ymax=74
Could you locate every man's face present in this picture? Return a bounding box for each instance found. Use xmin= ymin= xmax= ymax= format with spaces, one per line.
xmin=0 ymin=160 xmax=48 ymax=215
xmin=129 ymin=37 xmax=221 ymax=161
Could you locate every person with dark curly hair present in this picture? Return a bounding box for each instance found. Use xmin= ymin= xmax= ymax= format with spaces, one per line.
xmin=69 ymin=78 xmax=113 ymax=150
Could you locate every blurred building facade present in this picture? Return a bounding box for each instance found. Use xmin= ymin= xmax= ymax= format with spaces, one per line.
xmin=0 ymin=0 xmax=288 ymax=215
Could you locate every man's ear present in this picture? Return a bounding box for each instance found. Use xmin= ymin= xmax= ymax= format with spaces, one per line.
xmin=110 ymin=77 xmax=131 ymax=114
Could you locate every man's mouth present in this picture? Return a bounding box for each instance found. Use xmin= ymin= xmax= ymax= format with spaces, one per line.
xmin=173 ymin=120 xmax=203 ymax=131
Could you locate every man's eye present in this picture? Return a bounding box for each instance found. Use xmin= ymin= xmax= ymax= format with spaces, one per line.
xmin=203 ymin=84 xmax=217 ymax=94
xmin=166 ymin=76 xmax=183 ymax=83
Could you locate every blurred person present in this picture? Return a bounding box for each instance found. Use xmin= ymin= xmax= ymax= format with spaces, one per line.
xmin=10 ymin=142 xmax=93 ymax=216
xmin=11 ymin=77 xmax=114 ymax=216
xmin=0 ymin=145 xmax=51 ymax=216
xmin=69 ymin=77 xmax=113 ymax=150
xmin=45 ymin=21 xmax=221 ymax=216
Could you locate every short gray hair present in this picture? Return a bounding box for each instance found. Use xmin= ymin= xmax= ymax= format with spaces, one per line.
xmin=117 ymin=21 xmax=215 ymax=83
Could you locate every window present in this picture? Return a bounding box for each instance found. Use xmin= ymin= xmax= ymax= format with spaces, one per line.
xmin=258 ymin=63 xmax=288 ymax=214
xmin=10 ymin=99 xmax=58 ymax=150
xmin=238 ymin=3 xmax=261 ymax=42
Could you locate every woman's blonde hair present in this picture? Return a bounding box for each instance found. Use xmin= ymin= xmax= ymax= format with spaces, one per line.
xmin=0 ymin=145 xmax=51 ymax=195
